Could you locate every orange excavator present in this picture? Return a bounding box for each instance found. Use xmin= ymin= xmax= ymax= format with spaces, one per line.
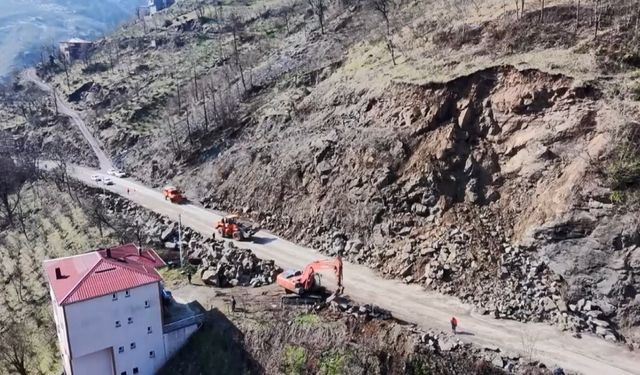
xmin=276 ymin=257 xmax=343 ymax=297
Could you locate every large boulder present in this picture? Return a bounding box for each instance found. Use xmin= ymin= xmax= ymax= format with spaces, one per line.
xmin=160 ymin=225 xmax=176 ymax=242
xmin=201 ymin=269 xmax=219 ymax=286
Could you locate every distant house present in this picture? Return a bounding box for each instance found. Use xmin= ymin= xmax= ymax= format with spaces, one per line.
xmin=59 ymin=38 xmax=93 ymax=62
xmin=148 ymin=0 xmax=175 ymax=14
xmin=44 ymin=244 xmax=203 ymax=375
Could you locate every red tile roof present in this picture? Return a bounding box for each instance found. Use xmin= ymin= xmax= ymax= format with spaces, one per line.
xmin=44 ymin=244 xmax=166 ymax=306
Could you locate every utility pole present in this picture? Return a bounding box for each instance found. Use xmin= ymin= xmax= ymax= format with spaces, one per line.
xmin=178 ymin=214 xmax=184 ymax=267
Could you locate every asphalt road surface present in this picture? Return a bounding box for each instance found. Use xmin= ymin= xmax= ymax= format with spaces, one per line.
xmin=71 ymin=165 xmax=640 ymax=375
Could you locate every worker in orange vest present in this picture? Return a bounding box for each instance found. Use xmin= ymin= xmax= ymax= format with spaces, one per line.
xmin=450 ymin=316 xmax=458 ymax=334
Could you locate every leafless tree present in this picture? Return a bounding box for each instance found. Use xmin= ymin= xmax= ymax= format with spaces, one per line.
xmin=576 ymin=0 xmax=581 ymax=31
xmin=515 ymin=0 xmax=525 ymax=18
xmin=540 ymin=0 xmax=545 ymax=22
xmin=0 ymin=322 xmax=33 ymax=375
xmin=192 ymin=66 xmax=200 ymax=102
xmin=165 ymin=115 xmax=183 ymax=158
xmin=281 ymin=0 xmax=297 ymax=34
xmin=308 ymin=0 xmax=326 ymax=34
xmin=58 ymin=50 xmax=72 ymax=88
xmin=371 ymin=0 xmax=396 ymax=65
xmin=228 ymin=12 xmax=248 ymax=92
xmin=594 ymin=0 xmax=601 ymax=39
xmin=0 ymin=136 xmax=37 ymax=227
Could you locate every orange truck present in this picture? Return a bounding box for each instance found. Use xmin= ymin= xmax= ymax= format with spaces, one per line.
xmin=163 ymin=186 xmax=185 ymax=203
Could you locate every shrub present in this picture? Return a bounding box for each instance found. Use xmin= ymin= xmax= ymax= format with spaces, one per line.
xmin=282 ymin=345 xmax=306 ymax=375
xmin=607 ymin=123 xmax=640 ymax=191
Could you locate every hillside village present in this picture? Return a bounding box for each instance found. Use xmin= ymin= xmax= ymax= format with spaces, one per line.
xmin=1 ymin=0 xmax=640 ymax=374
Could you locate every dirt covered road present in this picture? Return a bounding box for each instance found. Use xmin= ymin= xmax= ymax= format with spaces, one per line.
xmin=71 ymin=164 xmax=640 ymax=375
xmin=23 ymin=68 xmax=114 ymax=171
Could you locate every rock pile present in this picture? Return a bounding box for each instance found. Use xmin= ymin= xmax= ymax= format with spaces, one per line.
xmin=324 ymin=295 xmax=392 ymax=320
xmin=95 ymin=191 xmax=280 ymax=288
xmin=189 ymin=240 xmax=280 ymax=287
xmin=406 ymin=326 xmax=553 ymax=374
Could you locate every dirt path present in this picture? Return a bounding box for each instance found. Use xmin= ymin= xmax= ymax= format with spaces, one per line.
xmin=70 ymin=164 xmax=640 ymax=375
xmin=22 ymin=68 xmax=113 ymax=171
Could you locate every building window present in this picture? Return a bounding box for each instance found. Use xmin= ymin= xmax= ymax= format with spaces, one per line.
xmin=130 ymin=342 xmax=136 ymax=350
xmin=118 ymin=346 xmax=124 ymax=353
xmin=115 ymin=321 xmax=121 ymax=328
xmin=149 ymin=350 xmax=155 ymax=358
xmin=112 ymin=293 xmax=118 ymax=301
xmin=147 ymin=326 xmax=152 ymax=334
xmin=125 ymin=290 xmax=130 ymax=297
xmin=144 ymin=300 xmax=150 ymax=308
xmin=128 ymin=317 xmax=133 ymax=324
xmin=120 ymin=372 xmax=127 ymax=375
xmin=133 ymin=368 xmax=139 ymax=374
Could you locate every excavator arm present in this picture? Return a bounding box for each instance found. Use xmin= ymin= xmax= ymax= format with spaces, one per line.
xmin=299 ymin=257 xmax=343 ymax=292
xmin=276 ymin=256 xmax=344 ymax=296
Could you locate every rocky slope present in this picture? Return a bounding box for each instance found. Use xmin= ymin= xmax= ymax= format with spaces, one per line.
xmin=195 ymin=64 xmax=639 ymax=343
xmin=22 ymin=0 xmax=640 ymax=347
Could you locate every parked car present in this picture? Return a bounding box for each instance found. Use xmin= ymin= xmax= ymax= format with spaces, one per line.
xmin=102 ymin=177 xmax=114 ymax=185
xmin=90 ymin=174 xmax=102 ymax=182
xmin=108 ymin=168 xmax=127 ymax=178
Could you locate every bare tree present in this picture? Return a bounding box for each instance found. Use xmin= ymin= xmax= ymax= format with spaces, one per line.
xmin=576 ymin=0 xmax=581 ymax=31
xmin=165 ymin=115 xmax=183 ymax=158
xmin=58 ymin=51 xmax=71 ymax=88
xmin=594 ymin=0 xmax=601 ymax=39
xmin=281 ymin=0 xmax=297 ymax=34
xmin=371 ymin=0 xmax=396 ymax=65
xmin=228 ymin=12 xmax=248 ymax=92
xmin=540 ymin=0 xmax=545 ymax=23
xmin=308 ymin=0 xmax=326 ymax=34
xmin=0 ymin=135 xmax=37 ymax=227
xmin=0 ymin=322 xmax=33 ymax=375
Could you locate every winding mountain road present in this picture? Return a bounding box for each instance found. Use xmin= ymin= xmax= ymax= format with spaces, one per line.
xmin=27 ymin=68 xmax=640 ymax=375
xmin=23 ymin=68 xmax=113 ymax=171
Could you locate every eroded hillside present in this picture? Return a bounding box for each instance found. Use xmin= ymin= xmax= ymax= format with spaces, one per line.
xmin=23 ymin=0 xmax=640 ymax=347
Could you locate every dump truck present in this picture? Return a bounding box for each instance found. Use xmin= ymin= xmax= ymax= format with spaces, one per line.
xmin=215 ymin=214 xmax=258 ymax=241
xmin=163 ymin=186 xmax=185 ymax=203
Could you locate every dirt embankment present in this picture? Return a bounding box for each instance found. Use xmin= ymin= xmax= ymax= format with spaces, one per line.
xmin=159 ymin=283 xmax=552 ymax=375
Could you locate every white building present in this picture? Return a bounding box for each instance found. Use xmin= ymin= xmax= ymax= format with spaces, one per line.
xmin=44 ymin=244 xmax=202 ymax=375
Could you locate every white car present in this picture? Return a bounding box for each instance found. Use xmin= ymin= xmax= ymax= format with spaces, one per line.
xmin=90 ymin=174 xmax=102 ymax=182
xmin=102 ymin=177 xmax=114 ymax=185
xmin=108 ymin=168 xmax=127 ymax=178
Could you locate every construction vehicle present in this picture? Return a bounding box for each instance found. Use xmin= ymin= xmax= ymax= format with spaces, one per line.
xmin=276 ymin=257 xmax=343 ymax=300
xmin=163 ymin=186 xmax=185 ymax=203
xmin=215 ymin=214 xmax=257 ymax=240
